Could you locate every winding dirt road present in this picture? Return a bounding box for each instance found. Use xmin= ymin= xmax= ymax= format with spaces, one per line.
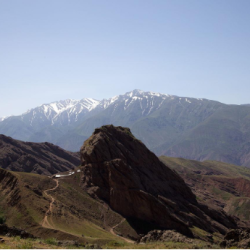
xmin=41 ymin=178 xmax=134 ymax=243
xmin=42 ymin=179 xmax=59 ymax=228
xmin=110 ymin=218 xmax=134 ymax=244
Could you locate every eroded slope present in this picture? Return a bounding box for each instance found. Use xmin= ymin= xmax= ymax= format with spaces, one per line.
xmin=0 ymin=134 xmax=80 ymax=175
xmin=0 ymin=167 xmax=137 ymax=245
xmin=160 ymin=156 xmax=250 ymax=226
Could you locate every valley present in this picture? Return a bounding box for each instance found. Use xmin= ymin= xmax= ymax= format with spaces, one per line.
xmin=0 ymin=125 xmax=250 ymax=248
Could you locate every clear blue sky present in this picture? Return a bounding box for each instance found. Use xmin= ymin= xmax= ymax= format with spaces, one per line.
xmin=1 ymin=0 xmax=250 ymax=117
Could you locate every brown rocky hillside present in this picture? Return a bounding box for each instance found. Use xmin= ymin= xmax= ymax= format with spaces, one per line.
xmin=0 ymin=134 xmax=80 ymax=175
xmin=80 ymin=125 xmax=237 ymax=237
xmin=160 ymin=156 xmax=250 ymax=226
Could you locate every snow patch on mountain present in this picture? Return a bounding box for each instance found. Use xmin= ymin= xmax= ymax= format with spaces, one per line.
xmin=17 ymin=98 xmax=101 ymax=126
xmin=0 ymin=116 xmax=9 ymax=122
xmin=100 ymin=89 xmax=172 ymax=114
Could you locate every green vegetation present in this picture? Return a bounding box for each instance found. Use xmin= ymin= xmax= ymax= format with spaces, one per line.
xmin=28 ymin=175 xmax=124 ymax=243
xmin=2 ymin=236 xmax=82 ymax=249
xmin=160 ymin=155 xmax=250 ymax=180
xmin=0 ymin=235 xmax=222 ymax=249
xmin=230 ymin=198 xmax=250 ymax=220
xmin=105 ymin=240 xmax=126 ymax=248
xmin=45 ymin=238 xmax=58 ymax=245
xmin=0 ymin=163 xmax=233 ymax=249
xmin=212 ymin=187 xmax=232 ymax=201
xmin=191 ymin=226 xmax=210 ymax=239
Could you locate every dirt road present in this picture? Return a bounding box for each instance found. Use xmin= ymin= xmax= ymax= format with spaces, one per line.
xmin=42 ymin=179 xmax=59 ymax=228
xmin=41 ymin=178 xmax=134 ymax=244
xmin=110 ymin=218 xmax=134 ymax=244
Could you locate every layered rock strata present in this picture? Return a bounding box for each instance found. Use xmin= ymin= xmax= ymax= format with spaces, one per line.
xmin=0 ymin=134 xmax=80 ymax=175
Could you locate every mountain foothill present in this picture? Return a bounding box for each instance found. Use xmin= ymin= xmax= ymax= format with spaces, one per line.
xmin=0 ymin=126 xmax=248 ymax=247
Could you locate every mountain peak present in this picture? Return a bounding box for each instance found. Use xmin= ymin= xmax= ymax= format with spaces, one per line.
xmin=125 ymin=89 xmax=168 ymax=98
xmin=127 ymin=89 xmax=144 ymax=96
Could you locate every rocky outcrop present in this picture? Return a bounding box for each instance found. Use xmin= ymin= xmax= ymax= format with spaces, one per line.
xmin=0 ymin=134 xmax=80 ymax=175
xmin=0 ymin=224 xmax=34 ymax=238
xmin=80 ymin=125 xmax=237 ymax=236
xmin=0 ymin=168 xmax=20 ymax=207
xmin=139 ymin=230 xmax=193 ymax=243
xmin=220 ymin=228 xmax=250 ymax=248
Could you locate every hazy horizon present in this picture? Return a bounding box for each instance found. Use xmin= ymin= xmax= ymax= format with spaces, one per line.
xmin=1 ymin=0 xmax=250 ymax=117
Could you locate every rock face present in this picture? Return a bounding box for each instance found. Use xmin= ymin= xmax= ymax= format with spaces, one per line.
xmin=0 ymin=134 xmax=80 ymax=175
xmin=0 ymin=224 xmax=34 ymax=239
xmin=220 ymin=228 xmax=250 ymax=248
xmin=80 ymin=125 xmax=237 ymax=236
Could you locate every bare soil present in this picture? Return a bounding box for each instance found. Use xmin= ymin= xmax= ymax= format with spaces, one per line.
xmin=42 ymin=179 xmax=59 ymax=228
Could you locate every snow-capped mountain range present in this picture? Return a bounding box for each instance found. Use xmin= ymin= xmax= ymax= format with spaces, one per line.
xmin=0 ymin=89 xmax=213 ymax=147
xmin=0 ymin=90 xmax=179 ymax=126
xmin=4 ymin=89 xmax=250 ymax=169
xmin=0 ymin=89 xmax=215 ymax=135
xmin=20 ymin=98 xmax=100 ymax=126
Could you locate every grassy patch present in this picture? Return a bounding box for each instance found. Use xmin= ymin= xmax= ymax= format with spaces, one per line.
xmin=191 ymin=226 xmax=209 ymax=239
xmin=212 ymin=187 xmax=232 ymax=201
xmin=105 ymin=240 xmax=126 ymax=248
xmin=230 ymin=198 xmax=250 ymax=220
xmin=104 ymin=240 xmax=218 ymax=249
xmin=44 ymin=237 xmax=58 ymax=245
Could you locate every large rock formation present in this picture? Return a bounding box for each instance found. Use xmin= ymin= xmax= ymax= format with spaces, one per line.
xmin=80 ymin=125 xmax=237 ymax=236
xmin=0 ymin=134 xmax=80 ymax=175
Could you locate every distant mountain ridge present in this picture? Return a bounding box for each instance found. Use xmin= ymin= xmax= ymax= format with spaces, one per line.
xmin=0 ymin=90 xmax=172 ymax=124
xmin=0 ymin=89 xmax=181 ymax=146
xmin=1 ymin=89 xmax=250 ymax=167
xmin=19 ymin=98 xmax=99 ymax=126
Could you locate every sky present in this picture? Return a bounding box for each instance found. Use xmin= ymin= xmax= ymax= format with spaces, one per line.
xmin=1 ymin=0 xmax=250 ymax=117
